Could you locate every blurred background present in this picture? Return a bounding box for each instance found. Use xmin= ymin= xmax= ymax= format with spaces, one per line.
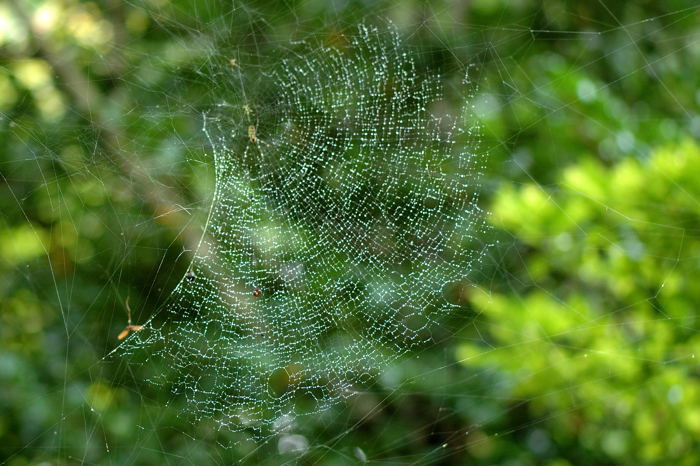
xmin=1 ymin=0 xmax=700 ymax=464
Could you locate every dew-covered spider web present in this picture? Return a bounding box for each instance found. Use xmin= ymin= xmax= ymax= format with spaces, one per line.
xmin=8 ymin=1 xmax=700 ymax=463
xmin=116 ymin=23 xmax=487 ymax=436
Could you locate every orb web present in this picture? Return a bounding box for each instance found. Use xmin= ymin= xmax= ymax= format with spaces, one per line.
xmin=117 ymin=23 xmax=488 ymax=436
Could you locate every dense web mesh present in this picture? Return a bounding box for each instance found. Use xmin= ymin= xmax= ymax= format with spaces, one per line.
xmin=116 ymin=23 xmax=487 ymax=435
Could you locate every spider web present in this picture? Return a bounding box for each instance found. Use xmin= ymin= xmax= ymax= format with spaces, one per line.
xmin=4 ymin=1 xmax=700 ymax=463
xmin=115 ymin=23 xmax=488 ymax=437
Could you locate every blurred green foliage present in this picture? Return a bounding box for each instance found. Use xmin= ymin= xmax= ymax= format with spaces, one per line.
xmin=461 ymin=139 xmax=700 ymax=463
xmin=1 ymin=0 xmax=700 ymax=464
